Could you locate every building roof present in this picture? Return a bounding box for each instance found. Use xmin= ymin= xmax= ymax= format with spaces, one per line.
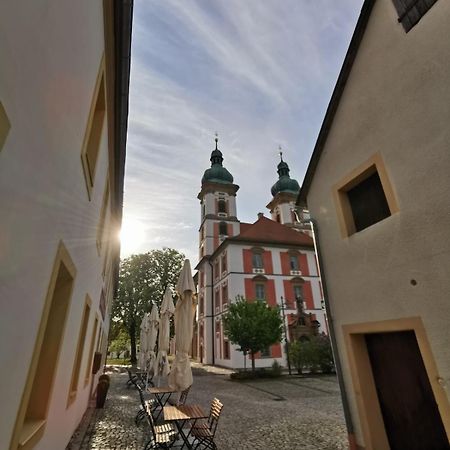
xmin=297 ymin=0 xmax=375 ymax=205
xmin=229 ymin=215 xmax=313 ymax=247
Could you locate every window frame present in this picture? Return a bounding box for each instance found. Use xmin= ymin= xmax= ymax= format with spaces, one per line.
xmin=252 ymin=252 xmax=264 ymax=269
xmin=81 ymin=56 xmax=107 ymax=200
xmin=333 ymin=153 xmax=398 ymax=238
xmin=392 ymin=0 xmax=439 ymax=32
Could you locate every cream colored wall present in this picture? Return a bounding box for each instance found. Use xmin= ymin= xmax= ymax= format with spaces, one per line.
xmin=0 ymin=1 xmax=118 ymax=449
xmin=306 ymin=0 xmax=450 ymax=445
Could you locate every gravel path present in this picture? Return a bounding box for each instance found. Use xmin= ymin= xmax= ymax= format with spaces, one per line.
xmin=68 ymin=365 xmax=347 ymax=450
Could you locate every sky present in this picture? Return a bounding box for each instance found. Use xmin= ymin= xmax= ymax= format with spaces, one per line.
xmin=121 ymin=0 xmax=364 ymax=263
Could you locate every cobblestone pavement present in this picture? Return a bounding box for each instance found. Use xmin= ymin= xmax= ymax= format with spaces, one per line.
xmin=68 ymin=366 xmax=347 ymax=450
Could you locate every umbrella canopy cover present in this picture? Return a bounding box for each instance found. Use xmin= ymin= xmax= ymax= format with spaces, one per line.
xmin=168 ymin=259 xmax=196 ymax=391
xmin=146 ymin=304 xmax=159 ymax=373
xmin=138 ymin=313 xmax=150 ymax=370
xmin=153 ymin=287 xmax=175 ymax=379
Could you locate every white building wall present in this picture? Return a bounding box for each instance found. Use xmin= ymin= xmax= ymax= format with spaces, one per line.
xmin=305 ymin=0 xmax=450 ymax=445
xmin=0 ymin=2 xmax=120 ymax=449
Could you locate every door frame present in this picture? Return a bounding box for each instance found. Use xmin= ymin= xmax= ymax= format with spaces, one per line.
xmin=343 ymin=317 xmax=450 ymax=450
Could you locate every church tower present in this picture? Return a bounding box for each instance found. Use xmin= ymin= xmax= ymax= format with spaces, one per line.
xmin=196 ymin=136 xmax=239 ymax=364
xmin=266 ymin=152 xmax=301 ymax=227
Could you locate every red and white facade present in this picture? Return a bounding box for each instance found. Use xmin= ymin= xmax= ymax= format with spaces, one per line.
xmin=195 ymin=149 xmax=326 ymax=369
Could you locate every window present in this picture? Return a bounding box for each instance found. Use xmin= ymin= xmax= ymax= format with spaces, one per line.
xmin=222 ymin=285 xmax=228 ymax=305
xmin=276 ymin=214 xmax=281 ymax=223
xmin=97 ymin=179 xmax=109 ymax=253
xmin=68 ymin=297 xmax=91 ymax=406
xmin=0 ymin=101 xmax=11 ymax=152
xmin=261 ymin=346 xmax=271 ymax=358
xmin=221 ymin=254 xmax=227 ymax=273
xmin=81 ymin=59 xmax=106 ymax=199
xmin=334 ymin=154 xmax=398 ymax=237
xmin=214 ymin=261 xmax=220 ymax=279
xmin=215 ymin=290 xmax=220 ymax=310
xmin=219 ymin=221 xmax=228 ymax=235
xmin=11 ymin=242 xmax=75 ymax=450
xmin=199 ymin=295 xmax=204 ymax=315
xmin=255 ymin=283 xmax=266 ymax=300
xmin=85 ymin=316 xmax=99 ymax=386
xmin=218 ymin=199 xmax=226 ymax=214
xmin=392 ymin=0 xmax=438 ymax=32
xmin=202 ymin=203 xmax=206 ymax=218
xmin=290 ymin=255 xmax=299 ymax=271
xmin=347 ymin=172 xmax=390 ymax=232
xmin=223 ymin=340 xmax=230 ymax=359
xmin=252 ymin=252 xmax=263 ymax=269
xmin=293 ymin=285 xmax=304 ymax=302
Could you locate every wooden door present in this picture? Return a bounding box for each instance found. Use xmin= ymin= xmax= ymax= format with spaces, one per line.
xmin=365 ymin=331 xmax=449 ymax=450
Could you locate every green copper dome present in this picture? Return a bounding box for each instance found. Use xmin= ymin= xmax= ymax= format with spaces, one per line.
xmin=271 ymin=157 xmax=300 ymax=196
xmin=202 ymin=138 xmax=234 ymax=184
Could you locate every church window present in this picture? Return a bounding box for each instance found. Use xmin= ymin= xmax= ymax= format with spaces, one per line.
xmin=218 ymin=199 xmax=226 ymax=214
xmin=290 ymin=255 xmax=299 ymax=271
xmin=255 ymin=283 xmax=266 ymax=300
xmin=293 ymin=285 xmax=304 ymax=302
xmin=219 ymin=221 xmax=228 ymax=235
xmin=276 ymin=214 xmax=281 ymax=223
xmin=202 ymin=204 xmax=206 ymax=218
xmin=221 ymin=253 xmax=227 ymax=273
xmin=252 ymin=252 xmax=263 ymax=269
xmin=392 ymin=0 xmax=438 ymax=32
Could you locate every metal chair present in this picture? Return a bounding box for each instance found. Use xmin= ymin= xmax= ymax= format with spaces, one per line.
xmin=143 ymin=402 xmax=177 ymax=449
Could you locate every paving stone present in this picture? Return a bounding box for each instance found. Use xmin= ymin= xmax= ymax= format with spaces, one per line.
xmin=68 ymin=366 xmax=347 ymax=449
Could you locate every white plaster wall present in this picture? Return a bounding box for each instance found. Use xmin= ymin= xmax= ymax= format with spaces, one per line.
xmin=0 ymin=1 xmax=116 ymax=449
xmin=306 ymin=0 xmax=450 ymax=444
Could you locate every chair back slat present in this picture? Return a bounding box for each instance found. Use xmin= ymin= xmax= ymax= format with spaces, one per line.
xmin=209 ymin=398 xmax=223 ymax=435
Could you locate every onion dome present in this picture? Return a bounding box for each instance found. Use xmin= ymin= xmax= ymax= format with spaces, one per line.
xmin=201 ymin=137 xmax=234 ymax=184
xmin=270 ymin=154 xmax=300 ymax=196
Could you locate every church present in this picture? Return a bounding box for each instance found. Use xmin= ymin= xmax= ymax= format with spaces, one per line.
xmin=195 ymin=138 xmax=326 ymax=369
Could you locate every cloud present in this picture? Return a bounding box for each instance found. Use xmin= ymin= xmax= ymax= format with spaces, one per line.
xmin=122 ymin=0 xmax=364 ymax=263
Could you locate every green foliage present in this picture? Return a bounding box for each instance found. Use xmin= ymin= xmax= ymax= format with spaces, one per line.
xmin=108 ymin=327 xmax=130 ymax=354
xmin=288 ymin=334 xmax=334 ymax=374
xmin=222 ymin=296 xmax=283 ymax=371
xmin=112 ymin=248 xmax=184 ymax=363
xmin=271 ymin=360 xmax=283 ymax=377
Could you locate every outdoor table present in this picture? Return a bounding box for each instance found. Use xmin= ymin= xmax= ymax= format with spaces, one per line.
xmin=164 ymin=404 xmax=208 ymax=450
xmin=148 ymin=386 xmax=177 ymax=420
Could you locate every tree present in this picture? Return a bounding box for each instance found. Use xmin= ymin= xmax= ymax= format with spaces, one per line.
xmin=112 ymin=248 xmax=184 ymax=364
xmin=222 ymin=296 xmax=283 ymax=372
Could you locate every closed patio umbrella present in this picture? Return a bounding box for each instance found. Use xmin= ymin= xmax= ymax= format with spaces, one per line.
xmin=145 ymin=304 xmax=159 ymax=386
xmin=168 ymin=259 xmax=196 ymax=392
xmin=138 ymin=312 xmax=150 ymax=370
xmin=154 ymin=287 xmax=175 ymax=385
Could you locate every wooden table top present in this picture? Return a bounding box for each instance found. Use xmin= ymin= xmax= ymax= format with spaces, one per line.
xmin=148 ymin=386 xmax=177 ymax=394
xmin=164 ymin=404 xmax=208 ymax=421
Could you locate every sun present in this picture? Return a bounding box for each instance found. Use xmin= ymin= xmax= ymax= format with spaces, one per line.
xmin=119 ymin=217 xmax=146 ymax=255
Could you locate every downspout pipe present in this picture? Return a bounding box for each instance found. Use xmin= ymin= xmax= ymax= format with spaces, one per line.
xmin=294 ymin=209 xmax=356 ymax=447
xmin=207 ymin=257 xmax=215 ymax=365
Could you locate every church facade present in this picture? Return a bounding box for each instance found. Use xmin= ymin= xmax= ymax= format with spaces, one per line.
xmin=195 ymin=139 xmax=326 ymax=369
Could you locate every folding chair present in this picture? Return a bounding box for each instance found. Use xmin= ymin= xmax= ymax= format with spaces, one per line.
xmin=143 ymin=402 xmax=177 ymax=449
xmin=126 ymin=367 xmax=138 ymax=387
xmin=134 ymin=383 xmax=156 ymax=425
xmin=168 ymin=385 xmax=191 ymax=406
xmin=190 ymin=398 xmax=223 ymax=450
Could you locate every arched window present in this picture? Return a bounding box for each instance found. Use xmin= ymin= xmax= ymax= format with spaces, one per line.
xmin=219 ymin=221 xmax=228 ymax=235
xmin=252 ymin=252 xmax=263 ymax=269
xmin=218 ymin=199 xmax=226 ymax=214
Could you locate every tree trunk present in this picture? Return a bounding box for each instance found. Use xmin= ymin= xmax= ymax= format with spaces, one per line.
xmin=129 ymin=321 xmax=137 ymax=365
xmin=251 ymin=352 xmax=256 ymax=372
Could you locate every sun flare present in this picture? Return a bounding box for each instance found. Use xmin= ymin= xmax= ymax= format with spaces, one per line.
xmin=119 ymin=217 xmax=146 ymax=255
